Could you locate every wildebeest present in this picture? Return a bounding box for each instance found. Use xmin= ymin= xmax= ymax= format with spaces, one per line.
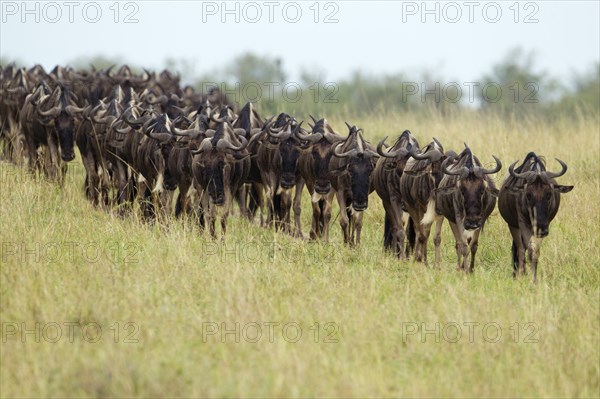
xmin=297 ymin=117 xmax=344 ymax=242
xmin=232 ymin=102 xmax=264 ymax=222
xmin=373 ymin=130 xmax=419 ymax=258
xmin=191 ymin=119 xmax=250 ymax=238
xmin=498 ymin=152 xmax=573 ymax=282
xmin=329 ymin=123 xmax=379 ymax=246
xmin=431 ymin=145 xmax=501 ymax=272
xmin=168 ymin=109 xmax=211 ymax=219
xmin=255 ymin=113 xmax=310 ymax=236
xmin=33 ymin=83 xmax=84 ymax=183
xmin=399 ymin=138 xmax=449 ymax=264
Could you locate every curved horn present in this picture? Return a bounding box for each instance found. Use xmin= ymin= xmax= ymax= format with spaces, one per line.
xmin=293 ymin=122 xmax=313 ymax=141
xmin=149 ymin=131 xmax=172 ymax=142
xmin=377 ymin=137 xmax=409 ymax=158
xmin=115 ymin=125 xmax=132 ymax=134
xmin=37 ymin=105 xmax=61 ymax=117
xmin=442 ymin=155 xmax=468 ymax=177
xmin=309 ymin=115 xmax=318 ymax=124
xmin=478 ymin=155 xmax=502 ymax=175
xmin=192 ymin=137 xmax=214 ymax=155
xmin=543 ymin=158 xmax=568 ymax=179
xmin=332 ymin=141 xmax=357 ymax=158
xmin=169 ymin=124 xmax=203 ymax=138
xmin=301 ymin=130 xmax=323 ymax=143
xmin=268 ymin=124 xmax=291 ymax=139
xmin=377 ymin=137 xmax=393 ymax=158
xmin=410 ymin=146 xmax=443 ymax=162
xmin=323 ymin=131 xmax=343 ymax=144
xmin=216 ymin=135 xmax=248 ymax=152
xmin=345 ymin=121 xmax=353 ymax=131
xmin=508 ymin=161 xmax=536 ymax=181
xmin=65 ymin=105 xmax=85 ymax=115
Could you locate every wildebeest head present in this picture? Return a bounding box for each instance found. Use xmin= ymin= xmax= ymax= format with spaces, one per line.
xmin=302 ymin=116 xmax=343 ymax=194
xmin=37 ymin=84 xmax=84 ymax=161
xmin=405 ymin=137 xmax=447 ymax=185
xmin=193 ymin=122 xmax=248 ymax=206
xmin=377 ymin=129 xmax=420 ymax=176
xmin=507 ymin=153 xmax=573 ymax=237
xmin=438 ymin=146 xmax=501 ymax=230
xmin=331 ymin=123 xmax=378 ymax=211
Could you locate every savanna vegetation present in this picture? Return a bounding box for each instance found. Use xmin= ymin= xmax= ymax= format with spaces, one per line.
xmin=1 ymin=49 xmax=599 ymax=397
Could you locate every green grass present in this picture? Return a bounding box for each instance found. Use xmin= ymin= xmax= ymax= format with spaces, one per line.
xmin=1 ymin=109 xmax=599 ymax=398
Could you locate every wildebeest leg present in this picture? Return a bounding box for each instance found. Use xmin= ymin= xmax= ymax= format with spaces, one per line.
xmin=265 ymin=186 xmax=275 ymax=228
xmin=527 ymin=236 xmax=543 ymax=283
xmin=448 ymin=221 xmax=467 ymax=270
xmin=235 ymin=184 xmax=248 ymax=217
xmin=59 ymin=162 xmax=68 ymax=187
xmin=509 ymin=226 xmax=525 ymax=277
xmin=175 ymin=181 xmax=191 ymax=218
xmin=80 ymin=149 xmax=99 ymax=205
xmin=322 ymin=193 xmax=335 ymax=243
xmin=388 ymin=199 xmax=405 ymax=258
xmin=220 ymin=211 xmax=228 ymax=239
xmin=353 ymin=210 xmax=364 ymax=247
xmin=433 ymin=216 xmax=444 ymax=266
xmin=417 ymin=220 xmax=434 ymax=265
xmin=310 ymin=197 xmax=322 ymax=240
xmin=115 ymin=162 xmax=129 ymax=209
xmin=336 ymin=190 xmax=351 ymax=244
xmin=208 ymin=204 xmax=217 ymax=238
xmin=46 ymin=135 xmax=60 ymax=180
xmin=276 ymin=190 xmax=291 ymax=234
xmin=293 ymin=179 xmax=304 ymax=238
xmin=468 ymin=230 xmax=481 ymax=273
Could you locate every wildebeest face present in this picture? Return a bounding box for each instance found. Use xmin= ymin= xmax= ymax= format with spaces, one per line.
xmin=200 ymin=153 xmax=227 ymax=206
xmin=160 ymin=142 xmax=177 ymax=191
xmin=56 ymin=111 xmax=76 ymax=161
xmin=312 ymin=142 xmax=334 ymax=194
xmin=348 ymin=156 xmax=374 ymax=211
xmin=279 ymin=138 xmax=302 ymax=189
xmin=522 ymin=179 xmax=572 ymax=237
xmin=459 ymin=176 xmax=486 ymax=230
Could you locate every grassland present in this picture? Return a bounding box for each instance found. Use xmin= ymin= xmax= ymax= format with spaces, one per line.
xmin=1 ymin=108 xmax=599 ymax=398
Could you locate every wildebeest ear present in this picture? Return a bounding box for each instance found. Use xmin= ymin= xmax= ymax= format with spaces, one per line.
xmin=506 ymin=186 xmax=523 ymax=193
xmin=433 ymin=186 xmax=459 ymax=195
xmin=328 ymin=165 xmax=348 ymax=177
xmin=486 ymin=187 xmax=500 ymax=197
xmin=554 ymin=185 xmax=574 ymax=193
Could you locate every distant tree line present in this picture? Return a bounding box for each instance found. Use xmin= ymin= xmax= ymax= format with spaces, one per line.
xmin=2 ymin=48 xmax=598 ymax=119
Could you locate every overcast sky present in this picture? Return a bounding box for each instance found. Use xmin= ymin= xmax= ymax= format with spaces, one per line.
xmin=1 ymin=1 xmax=598 ymax=84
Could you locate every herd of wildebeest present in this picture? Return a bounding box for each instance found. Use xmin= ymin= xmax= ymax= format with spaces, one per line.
xmin=0 ymin=64 xmax=575 ymax=281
